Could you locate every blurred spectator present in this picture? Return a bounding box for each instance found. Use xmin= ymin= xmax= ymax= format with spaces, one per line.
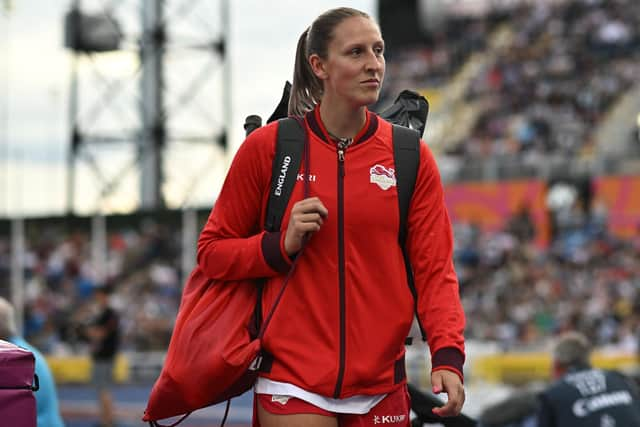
xmin=0 ymin=297 xmax=65 ymax=427
xmin=83 ymin=286 xmax=120 ymax=427
xmin=507 ymin=204 xmax=536 ymax=244
xmin=537 ymin=331 xmax=640 ymax=426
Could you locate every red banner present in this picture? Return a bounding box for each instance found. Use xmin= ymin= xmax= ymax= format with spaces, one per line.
xmin=444 ymin=180 xmax=550 ymax=247
xmin=593 ymin=175 xmax=640 ymax=239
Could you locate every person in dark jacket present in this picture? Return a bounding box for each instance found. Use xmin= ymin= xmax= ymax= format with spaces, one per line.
xmin=86 ymin=286 xmax=120 ymax=427
xmin=537 ymin=331 xmax=640 ymax=427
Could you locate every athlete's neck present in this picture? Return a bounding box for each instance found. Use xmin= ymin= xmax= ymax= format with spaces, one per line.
xmin=319 ymin=101 xmax=366 ymax=140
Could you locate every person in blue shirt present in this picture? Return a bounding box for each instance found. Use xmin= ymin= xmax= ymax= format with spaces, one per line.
xmin=0 ymin=297 xmax=66 ymax=427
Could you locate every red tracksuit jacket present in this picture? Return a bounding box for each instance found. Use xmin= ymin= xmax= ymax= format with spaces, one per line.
xmin=197 ymin=107 xmax=465 ymax=398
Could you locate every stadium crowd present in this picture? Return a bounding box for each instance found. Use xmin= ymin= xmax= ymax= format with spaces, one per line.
xmin=0 ymin=198 xmax=638 ymax=358
xmin=379 ymin=10 xmax=499 ymax=100
xmin=0 ymin=217 xmax=185 ymax=354
xmin=380 ymin=0 xmax=640 ymax=168
xmin=456 ymin=203 xmax=640 ymax=353
xmin=457 ymin=0 xmax=640 ymax=161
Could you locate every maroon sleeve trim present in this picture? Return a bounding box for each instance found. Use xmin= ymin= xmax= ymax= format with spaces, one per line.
xmin=432 ymin=347 xmax=464 ymax=379
xmin=261 ymin=231 xmax=290 ymax=273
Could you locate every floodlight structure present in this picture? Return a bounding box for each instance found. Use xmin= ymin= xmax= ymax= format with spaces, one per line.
xmin=64 ymin=0 xmax=229 ymax=214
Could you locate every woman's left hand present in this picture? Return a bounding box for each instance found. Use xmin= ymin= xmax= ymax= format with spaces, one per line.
xmin=430 ymin=369 xmax=465 ymax=417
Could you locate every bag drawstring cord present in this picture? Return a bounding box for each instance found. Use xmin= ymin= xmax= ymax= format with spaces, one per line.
xmin=149 ymin=411 xmax=190 ymax=427
xmin=220 ymin=400 xmax=231 ymax=426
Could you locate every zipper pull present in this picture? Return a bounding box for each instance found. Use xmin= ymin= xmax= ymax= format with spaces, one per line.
xmin=337 ymin=140 xmax=348 ymax=162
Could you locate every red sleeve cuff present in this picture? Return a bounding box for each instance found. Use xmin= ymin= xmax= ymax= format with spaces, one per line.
xmin=432 ymin=347 xmax=465 ymax=383
xmin=261 ymin=231 xmax=293 ymax=273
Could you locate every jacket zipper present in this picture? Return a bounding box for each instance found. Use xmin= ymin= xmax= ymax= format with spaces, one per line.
xmin=333 ymin=140 xmax=347 ymax=398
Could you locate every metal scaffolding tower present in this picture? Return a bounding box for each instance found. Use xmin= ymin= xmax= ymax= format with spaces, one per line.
xmin=64 ymin=0 xmax=229 ymax=214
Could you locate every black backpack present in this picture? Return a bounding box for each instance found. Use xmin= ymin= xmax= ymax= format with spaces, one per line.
xmin=245 ymin=84 xmax=430 ymax=342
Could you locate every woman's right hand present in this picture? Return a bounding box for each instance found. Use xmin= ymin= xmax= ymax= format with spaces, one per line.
xmin=284 ymin=197 xmax=328 ymax=256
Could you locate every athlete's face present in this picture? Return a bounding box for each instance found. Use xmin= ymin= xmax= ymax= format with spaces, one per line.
xmin=311 ymin=16 xmax=385 ymax=109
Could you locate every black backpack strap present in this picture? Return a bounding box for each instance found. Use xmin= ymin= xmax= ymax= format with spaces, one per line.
xmin=264 ymin=117 xmax=305 ymax=232
xmin=258 ymin=117 xmax=304 ymax=346
xmin=392 ymin=124 xmax=427 ymax=342
xmin=393 ymin=125 xmax=420 ymax=246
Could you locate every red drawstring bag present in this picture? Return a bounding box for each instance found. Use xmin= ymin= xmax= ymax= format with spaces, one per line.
xmin=142 ymin=267 xmax=262 ymax=424
xmin=143 ymin=257 xmax=302 ymax=427
xmin=143 ymin=117 xmax=309 ymax=426
xmin=142 ymin=120 xmax=309 ymax=427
